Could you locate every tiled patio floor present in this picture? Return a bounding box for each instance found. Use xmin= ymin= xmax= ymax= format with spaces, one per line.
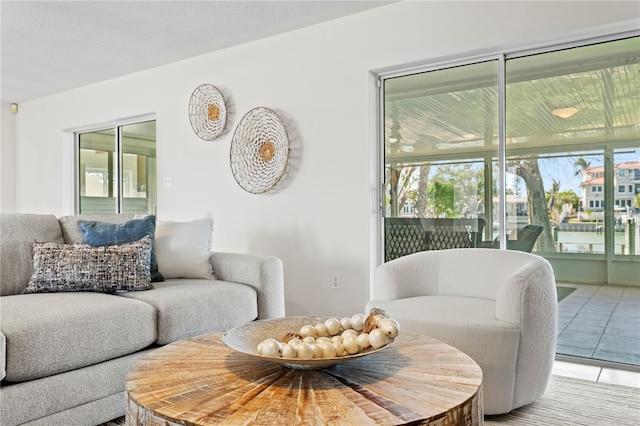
xmin=556 ymin=282 xmax=640 ymax=368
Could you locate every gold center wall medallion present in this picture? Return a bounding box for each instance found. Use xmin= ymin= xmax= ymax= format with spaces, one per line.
xmin=259 ymin=141 xmax=276 ymax=162
xmin=208 ymin=104 xmax=221 ymax=121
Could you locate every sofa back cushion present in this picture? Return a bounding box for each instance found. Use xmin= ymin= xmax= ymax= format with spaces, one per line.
xmin=0 ymin=214 xmax=65 ymax=296
xmin=58 ymin=213 xmax=136 ymax=244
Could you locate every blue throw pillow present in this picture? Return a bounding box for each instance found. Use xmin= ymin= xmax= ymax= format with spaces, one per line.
xmin=78 ymin=216 xmax=164 ymax=282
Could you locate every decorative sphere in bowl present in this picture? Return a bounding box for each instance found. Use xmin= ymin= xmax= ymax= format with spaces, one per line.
xmin=222 ymin=316 xmax=395 ymax=370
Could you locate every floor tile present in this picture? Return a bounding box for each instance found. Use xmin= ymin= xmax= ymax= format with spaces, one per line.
xmin=556 ymin=345 xmax=595 ymax=358
xmin=579 ymin=304 xmax=614 ymax=312
xmin=558 ymin=305 xmax=583 ymax=315
xmin=592 ymin=350 xmax=640 ymax=365
xmin=556 ymin=283 xmax=639 ymax=368
xmin=565 ymin=323 xmax=606 ymax=334
xmin=603 ymin=327 xmax=640 ymax=339
xmin=596 ymin=340 xmax=640 ymax=357
xmin=559 ymin=330 xmax=602 ymax=345
xmin=606 ymin=319 xmax=640 ymax=331
xmin=552 ymin=360 xmax=601 ymax=381
xmin=568 ymin=317 xmax=609 ymax=328
xmin=594 ymin=299 xmax=624 ymax=304
xmin=591 ymin=288 xmax=619 ymax=294
xmin=599 ymin=334 xmax=640 ymax=346
xmin=561 ymin=299 xmax=591 ymax=306
xmin=609 ymin=311 xmax=640 ymax=321
xmin=598 ymin=368 xmax=640 ymax=388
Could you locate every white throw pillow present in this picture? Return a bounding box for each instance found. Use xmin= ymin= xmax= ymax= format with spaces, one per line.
xmin=155 ymin=218 xmax=214 ymax=279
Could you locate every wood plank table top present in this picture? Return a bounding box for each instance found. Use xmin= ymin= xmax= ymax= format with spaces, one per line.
xmin=125 ymin=330 xmax=483 ymax=425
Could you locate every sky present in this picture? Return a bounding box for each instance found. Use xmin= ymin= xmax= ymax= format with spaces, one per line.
xmin=536 ymin=149 xmax=640 ymax=197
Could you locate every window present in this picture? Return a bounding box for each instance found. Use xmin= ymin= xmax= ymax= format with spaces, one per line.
xmin=401 ymin=201 xmax=415 ymax=216
xmin=78 ymin=120 xmax=157 ymax=214
xmin=381 ymin=35 xmax=639 ymax=259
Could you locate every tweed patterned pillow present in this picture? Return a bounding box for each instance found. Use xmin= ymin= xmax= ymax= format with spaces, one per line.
xmin=23 ymin=235 xmax=154 ymax=294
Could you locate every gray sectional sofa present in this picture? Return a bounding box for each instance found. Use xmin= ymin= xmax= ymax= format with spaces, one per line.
xmin=0 ymin=213 xmax=285 ymax=426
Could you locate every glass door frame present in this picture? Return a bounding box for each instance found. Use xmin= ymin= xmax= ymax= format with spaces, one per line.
xmin=374 ymin=30 xmax=640 ymax=283
xmin=74 ymin=113 xmax=156 ymax=214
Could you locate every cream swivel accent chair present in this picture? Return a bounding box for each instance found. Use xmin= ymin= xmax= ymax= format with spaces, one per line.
xmin=366 ymin=248 xmax=557 ymax=415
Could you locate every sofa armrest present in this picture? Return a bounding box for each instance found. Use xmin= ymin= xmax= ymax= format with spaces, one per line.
xmin=209 ymin=252 xmax=285 ymax=320
xmin=0 ymin=330 xmax=6 ymax=381
xmin=372 ymin=252 xmax=440 ymax=301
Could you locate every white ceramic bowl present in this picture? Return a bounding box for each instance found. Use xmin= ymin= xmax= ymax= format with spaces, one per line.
xmin=222 ymin=316 xmax=394 ymax=370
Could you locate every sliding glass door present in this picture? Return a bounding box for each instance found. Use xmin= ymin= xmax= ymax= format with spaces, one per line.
xmin=379 ymin=34 xmax=640 ymax=368
xmin=380 ymin=35 xmax=639 ymax=273
xmin=78 ymin=120 xmax=157 ymax=214
xmin=504 ymin=38 xmax=640 ymax=261
xmin=383 ymin=61 xmax=499 ymax=261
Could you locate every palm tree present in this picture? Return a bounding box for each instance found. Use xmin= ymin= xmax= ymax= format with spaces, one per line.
xmin=573 ymin=157 xmax=591 ymax=214
xmin=574 ymin=157 xmax=591 ymax=176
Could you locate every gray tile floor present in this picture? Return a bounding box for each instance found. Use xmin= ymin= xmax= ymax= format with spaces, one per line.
xmin=556 ymin=282 xmax=640 ymax=367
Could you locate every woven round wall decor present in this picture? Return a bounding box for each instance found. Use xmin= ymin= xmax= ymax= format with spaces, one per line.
xmin=230 ymin=107 xmax=290 ymax=194
xmin=188 ymin=84 xmax=228 ymax=140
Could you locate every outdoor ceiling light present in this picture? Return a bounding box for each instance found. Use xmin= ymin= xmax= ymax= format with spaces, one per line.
xmin=552 ymin=107 xmax=578 ymax=119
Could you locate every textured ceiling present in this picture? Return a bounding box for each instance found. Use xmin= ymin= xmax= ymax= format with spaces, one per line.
xmin=1 ymin=1 xmax=392 ymax=103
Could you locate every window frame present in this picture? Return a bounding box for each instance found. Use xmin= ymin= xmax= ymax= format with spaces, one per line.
xmin=74 ymin=114 xmax=157 ymax=214
xmin=376 ymin=30 xmax=640 ymax=270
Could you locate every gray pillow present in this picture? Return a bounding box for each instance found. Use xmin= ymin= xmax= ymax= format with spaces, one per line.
xmin=155 ymin=219 xmax=215 ymax=279
xmin=23 ymin=236 xmax=154 ymax=294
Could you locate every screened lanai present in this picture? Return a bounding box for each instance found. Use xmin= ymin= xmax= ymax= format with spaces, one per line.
xmin=379 ymin=35 xmax=640 ymax=368
xmin=381 ymin=35 xmax=639 ymax=281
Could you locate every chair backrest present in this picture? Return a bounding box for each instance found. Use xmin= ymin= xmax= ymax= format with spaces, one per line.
xmin=507 ymin=224 xmax=543 ymax=252
xmin=384 ymin=218 xmax=486 ymax=261
xmin=373 ymin=248 xmax=546 ymax=301
xmin=437 ymin=248 xmax=544 ymax=300
xmin=384 ymin=218 xmax=429 ymax=261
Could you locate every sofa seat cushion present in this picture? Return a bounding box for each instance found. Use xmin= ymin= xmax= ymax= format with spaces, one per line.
xmin=368 ymin=295 xmax=520 ymax=414
xmin=0 ymin=293 xmax=156 ymax=382
xmin=118 ymin=280 xmax=258 ymax=345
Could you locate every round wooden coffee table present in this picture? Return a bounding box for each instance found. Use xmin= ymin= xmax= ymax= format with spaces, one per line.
xmin=125 ymin=330 xmax=483 ymax=425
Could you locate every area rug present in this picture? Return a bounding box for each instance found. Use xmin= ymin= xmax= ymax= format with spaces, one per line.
xmin=557 ymin=285 xmax=577 ymax=302
xmin=485 ymin=375 xmax=640 ymax=425
xmin=102 ymin=374 xmax=638 ymax=425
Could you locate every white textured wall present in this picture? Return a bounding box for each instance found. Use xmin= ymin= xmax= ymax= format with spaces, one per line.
xmin=11 ymin=2 xmax=639 ymax=316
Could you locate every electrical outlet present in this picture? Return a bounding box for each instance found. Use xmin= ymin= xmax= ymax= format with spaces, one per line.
xmin=331 ymin=274 xmax=341 ymax=290
xmin=163 ymin=177 xmax=173 ymax=188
